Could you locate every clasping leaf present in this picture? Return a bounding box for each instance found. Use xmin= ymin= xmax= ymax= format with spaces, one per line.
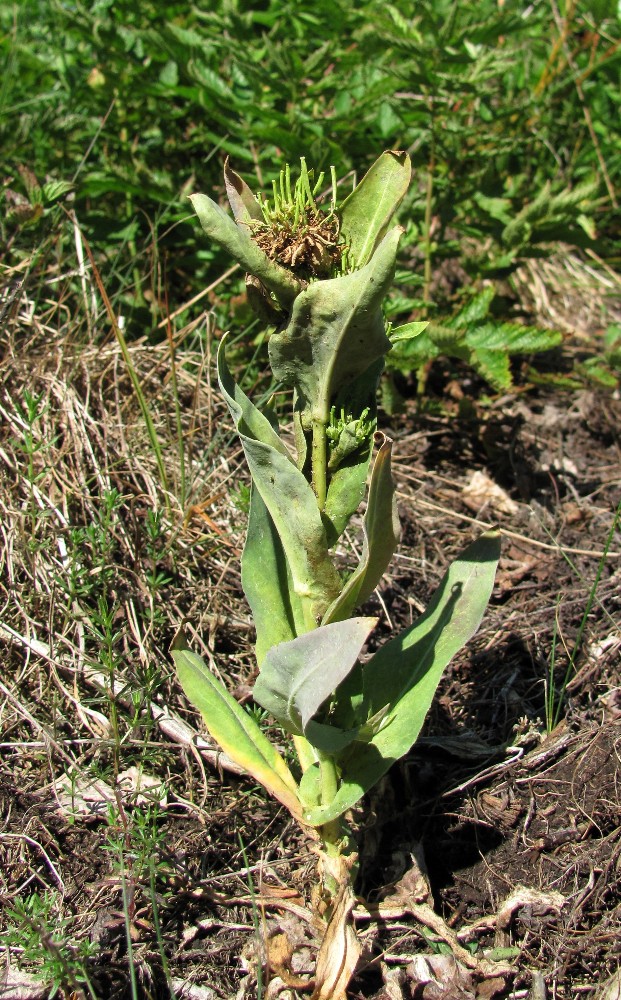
xmin=253 ymin=617 xmax=377 ymax=738
xmin=303 ymin=531 xmax=501 ymax=825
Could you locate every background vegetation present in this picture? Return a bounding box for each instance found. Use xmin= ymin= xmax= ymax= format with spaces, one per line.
xmin=2 ymin=0 xmax=620 ymax=360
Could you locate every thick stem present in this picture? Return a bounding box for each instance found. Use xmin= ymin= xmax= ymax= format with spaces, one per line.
xmin=317 ymin=750 xmax=342 ymax=858
xmin=311 ymin=417 xmax=328 ymax=511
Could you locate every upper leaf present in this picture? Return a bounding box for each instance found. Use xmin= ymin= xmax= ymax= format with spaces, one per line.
xmin=223 ymin=157 xmax=263 ymax=227
xmin=339 ymin=151 xmax=411 ymax=269
xmin=218 ymin=338 xmax=342 ymax=625
xmin=190 ymin=192 xmax=301 ymax=307
xmin=323 ymin=434 xmax=400 ymax=624
xmin=269 ymin=227 xmax=401 ymax=426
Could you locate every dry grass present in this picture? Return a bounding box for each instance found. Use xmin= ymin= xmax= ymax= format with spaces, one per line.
xmin=513 ymin=246 xmax=621 ymax=338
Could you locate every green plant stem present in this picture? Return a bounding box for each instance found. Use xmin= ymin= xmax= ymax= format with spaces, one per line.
xmin=293 ymin=734 xmax=316 ymax=773
xmin=423 ymin=129 xmax=435 ymax=306
xmin=311 ymin=417 xmax=328 ymax=510
xmin=119 ymin=860 xmax=139 ymax=1000
xmin=317 ymin=750 xmax=342 ymax=857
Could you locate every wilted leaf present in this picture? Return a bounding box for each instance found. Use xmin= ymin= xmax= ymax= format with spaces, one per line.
xmin=224 ymin=157 xmax=263 ymax=227
xmin=311 ymin=856 xmax=361 ymax=1000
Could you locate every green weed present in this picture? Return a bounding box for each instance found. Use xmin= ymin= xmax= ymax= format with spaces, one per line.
xmin=2 ymin=0 xmax=618 ymax=357
xmin=103 ymin=802 xmax=175 ymax=1000
xmin=388 ymin=286 xmax=563 ymax=394
xmin=4 ymin=891 xmax=98 ymax=1000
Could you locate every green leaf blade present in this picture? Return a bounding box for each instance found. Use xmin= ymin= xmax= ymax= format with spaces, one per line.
xmin=253 ymin=616 xmax=377 ymax=736
xmin=218 ymin=340 xmax=342 ymax=625
xmin=269 ymin=227 xmax=401 ymax=425
xmin=323 ymin=434 xmax=400 ymax=624
xmin=339 ymin=150 xmax=411 ymax=268
xmin=303 ymin=531 xmax=500 ymax=825
xmin=241 ymin=486 xmax=306 ymax=665
xmin=363 ymin=530 xmax=501 ymax=717
xmin=190 ymin=193 xmax=301 ymax=307
xmin=173 ymin=649 xmax=303 ymax=820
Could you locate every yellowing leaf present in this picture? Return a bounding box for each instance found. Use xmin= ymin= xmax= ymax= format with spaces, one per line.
xmin=173 ymin=649 xmax=303 ymax=821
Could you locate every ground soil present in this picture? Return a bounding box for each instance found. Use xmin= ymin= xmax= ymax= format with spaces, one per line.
xmin=1 ymin=269 xmax=620 ymax=999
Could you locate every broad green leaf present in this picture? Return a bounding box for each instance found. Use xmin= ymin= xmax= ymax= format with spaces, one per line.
xmin=362 ymin=531 xmax=501 ymax=717
xmin=390 ymin=321 xmax=429 ymax=343
xmin=173 ymin=648 xmax=303 ymax=821
xmin=218 ymin=336 xmax=292 ymax=459
xmin=303 ymin=720 xmax=361 ymax=754
xmin=269 ymin=228 xmax=400 ymax=426
xmin=253 ymin=616 xmax=377 ymax=735
xmin=219 ymin=340 xmax=342 ymax=625
xmin=303 ymin=531 xmax=500 ymax=825
xmin=471 ymin=348 xmax=512 ymax=391
xmin=224 ymin=157 xmax=263 ymax=226
xmin=303 ymin=703 xmax=392 ymax=755
xmin=451 ymin=287 xmax=495 ymax=328
xmin=323 ymin=435 xmax=400 ymax=624
xmin=241 ymin=486 xmax=306 ymax=665
xmin=339 ymin=150 xmax=411 ymax=269
xmin=465 ymin=322 xmax=562 ymax=353
xmin=190 ymin=193 xmax=301 ymax=307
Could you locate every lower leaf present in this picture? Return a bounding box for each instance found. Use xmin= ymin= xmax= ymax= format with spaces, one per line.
xmin=303 ymin=531 xmax=501 ymax=825
xmin=173 ymin=648 xmax=303 ymax=821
